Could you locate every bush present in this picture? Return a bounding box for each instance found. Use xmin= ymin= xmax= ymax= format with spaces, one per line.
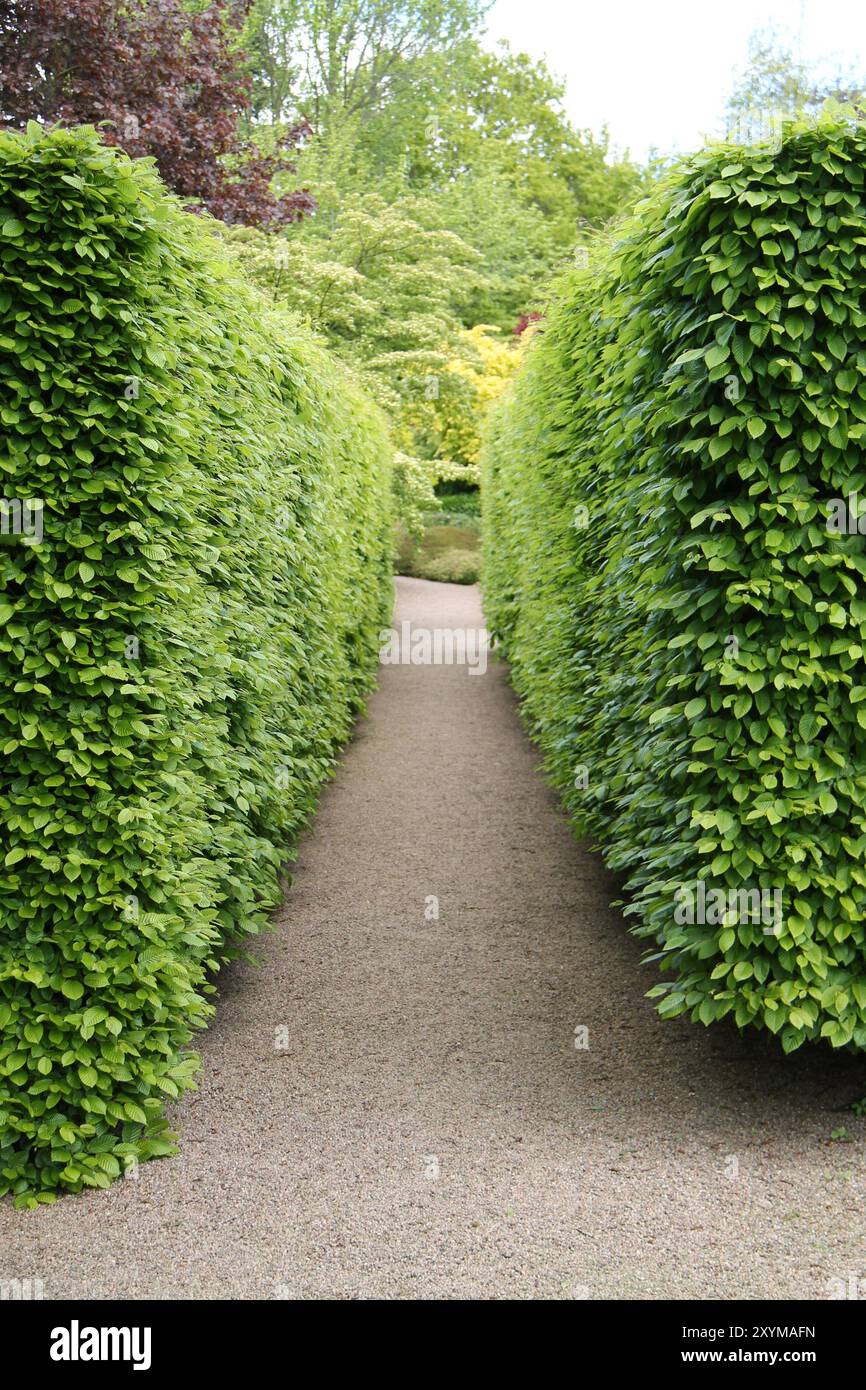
xmin=417 ymin=549 xmax=481 ymax=585
xmin=422 ymin=510 xmax=482 ymax=531
xmin=397 ymin=518 xmax=481 ymax=583
xmin=434 ymin=487 xmax=481 ymax=518
xmin=483 ymin=115 xmax=866 ymax=1055
xmin=0 ymin=125 xmax=392 ymax=1203
xmin=391 ymin=451 xmax=437 ymax=541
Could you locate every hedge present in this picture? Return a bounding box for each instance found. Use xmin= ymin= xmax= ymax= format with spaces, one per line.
xmin=482 ymin=115 xmax=866 ymax=1056
xmin=0 ymin=125 xmax=392 ymax=1203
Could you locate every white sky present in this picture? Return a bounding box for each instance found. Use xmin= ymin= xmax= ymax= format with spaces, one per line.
xmin=484 ymin=0 xmax=866 ymax=160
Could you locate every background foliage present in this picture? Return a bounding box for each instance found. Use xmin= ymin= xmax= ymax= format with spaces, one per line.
xmin=0 ymin=0 xmax=314 ymax=224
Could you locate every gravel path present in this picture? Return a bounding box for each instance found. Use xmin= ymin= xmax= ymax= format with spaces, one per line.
xmin=2 ymin=576 xmax=865 ymax=1300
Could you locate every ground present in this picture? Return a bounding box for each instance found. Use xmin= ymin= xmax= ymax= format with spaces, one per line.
xmin=1 ymin=577 xmax=864 ymax=1300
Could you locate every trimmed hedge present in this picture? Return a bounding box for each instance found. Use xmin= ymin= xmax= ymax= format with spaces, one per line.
xmin=483 ymin=116 xmax=866 ymax=1055
xmin=0 ymin=125 xmax=392 ymax=1203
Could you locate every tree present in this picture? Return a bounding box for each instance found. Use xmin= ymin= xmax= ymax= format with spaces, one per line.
xmin=402 ymin=171 xmax=560 ymax=331
xmin=244 ymin=0 xmax=489 ymax=128
xmin=229 ymin=0 xmax=647 ymax=486
xmin=0 ymin=0 xmax=315 ymax=224
xmin=401 ymin=42 xmax=646 ymax=238
xmin=436 ymin=324 xmax=522 ymax=466
xmin=249 ymin=7 xmax=645 ymax=237
xmin=221 ymin=191 xmax=483 ymax=439
xmin=244 ymin=8 xmax=645 ymax=325
xmin=221 ymin=203 xmax=487 ymax=535
xmin=726 ymin=26 xmax=865 ymax=124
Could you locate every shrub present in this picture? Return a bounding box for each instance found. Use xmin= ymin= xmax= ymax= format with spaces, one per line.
xmin=391 ymin=451 xmax=437 ymax=542
xmin=483 ymin=116 xmax=866 ymax=1055
xmin=397 ymin=520 xmax=481 ymax=582
xmin=390 ymin=454 xmax=479 ymax=544
xmin=417 ymin=549 xmax=481 ymax=585
xmin=0 ymin=125 xmax=392 ymax=1203
xmin=422 ymin=510 xmax=481 ymax=531
xmin=438 ymin=325 xmax=523 ymax=467
xmin=433 ymin=492 xmax=481 ymax=519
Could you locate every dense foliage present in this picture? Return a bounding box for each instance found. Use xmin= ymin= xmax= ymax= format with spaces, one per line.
xmin=221 ymin=198 xmax=482 ymax=432
xmin=221 ymin=209 xmax=493 ymax=532
xmin=25 ymin=0 xmax=638 ymax=553
xmin=0 ymin=0 xmax=313 ymax=225
xmin=0 ymin=125 xmax=392 ymax=1202
xmin=483 ymin=116 xmax=866 ymax=1054
xmin=243 ymin=1 xmax=646 ymax=325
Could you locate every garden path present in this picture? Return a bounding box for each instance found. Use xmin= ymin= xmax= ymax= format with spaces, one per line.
xmin=1 ymin=577 xmax=863 ymax=1299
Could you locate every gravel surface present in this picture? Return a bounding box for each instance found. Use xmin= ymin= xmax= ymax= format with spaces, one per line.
xmin=2 ymin=575 xmax=865 ymax=1300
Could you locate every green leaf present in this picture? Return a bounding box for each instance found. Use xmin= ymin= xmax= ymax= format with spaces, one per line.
xmin=705 ymin=344 xmax=729 ymax=370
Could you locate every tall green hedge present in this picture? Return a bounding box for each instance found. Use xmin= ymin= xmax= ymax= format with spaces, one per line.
xmin=483 ymin=116 xmax=866 ymax=1056
xmin=0 ymin=126 xmax=392 ymax=1203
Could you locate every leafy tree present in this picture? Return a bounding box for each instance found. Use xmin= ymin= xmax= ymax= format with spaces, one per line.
xmin=245 ymin=0 xmax=489 ymax=128
xmin=244 ymin=3 xmax=644 ymax=241
xmin=437 ymin=324 xmax=522 ymax=465
xmin=405 ymin=41 xmax=644 ymax=232
xmin=418 ymin=169 xmax=562 ymax=330
xmin=0 ymin=0 xmax=314 ymax=224
xmin=726 ymin=26 xmax=864 ymax=123
xmin=244 ymin=0 xmax=303 ymax=124
xmin=221 ymin=191 xmax=483 ymax=442
xmin=222 ymin=194 xmax=491 ymax=537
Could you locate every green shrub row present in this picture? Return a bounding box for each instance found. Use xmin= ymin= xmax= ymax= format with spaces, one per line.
xmin=0 ymin=126 xmax=393 ymax=1202
xmin=482 ymin=116 xmax=866 ymax=1055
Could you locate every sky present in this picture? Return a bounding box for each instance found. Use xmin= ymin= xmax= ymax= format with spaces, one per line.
xmin=484 ymin=0 xmax=866 ymax=161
